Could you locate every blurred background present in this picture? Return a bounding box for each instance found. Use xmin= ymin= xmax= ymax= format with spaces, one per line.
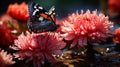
xmin=0 ymin=0 xmax=102 ymax=19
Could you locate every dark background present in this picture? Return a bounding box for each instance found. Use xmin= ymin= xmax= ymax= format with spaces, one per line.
xmin=0 ymin=0 xmax=102 ymax=18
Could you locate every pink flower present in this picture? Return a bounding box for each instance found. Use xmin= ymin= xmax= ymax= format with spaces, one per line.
xmin=108 ymin=0 xmax=120 ymax=12
xmin=0 ymin=15 xmax=18 ymax=46
xmin=61 ymin=10 xmax=113 ymax=48
xmin=0 ymin=49 xmax=15 ymax=67
xmin=113 ymin=27 xmax=120 ymax=44
xmin=11 ymin=31 xmax=66 ymax=67
xmin=7 ymin=2 xmax=29 ymax=21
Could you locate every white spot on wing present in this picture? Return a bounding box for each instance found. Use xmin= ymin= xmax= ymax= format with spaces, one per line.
xmin=34 ymin=4 xmax=38 ymax=8
xmin=39 ymin=6 xmax=43 ymax=9
xmin=39 ymin=17 xmax=44 ymax=21
xmin=49 ymin=11 xmax=52 ymax=15
xmin=48 ymin=6 xmax=55 ymax=15
xmin=53 ymin=13 xmax=55 ymax=15
xmin=34 ymin=5 xmax=37 ymax=8
xmin=33 ymin=9 xmax=39 ymax=15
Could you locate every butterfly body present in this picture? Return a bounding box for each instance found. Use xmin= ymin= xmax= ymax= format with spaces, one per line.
xmin=28 ymin=2 xmax=59 ymax=33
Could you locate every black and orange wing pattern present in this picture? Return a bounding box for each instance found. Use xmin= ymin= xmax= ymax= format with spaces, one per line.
xmin=28 ymin=2 xmax=59 ymax=33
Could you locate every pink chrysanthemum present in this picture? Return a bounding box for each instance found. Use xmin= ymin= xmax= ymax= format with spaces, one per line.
xmin=61 ymin=10 xmax=113 ymax=48
xmin=0 ymin=15 xmax=18 ymax=46
xmin=113 ymin=27 xmax=120 ymax=44
xmin=0 ymin=49 xmax=15 ymax=67
xmin=108 ymin=0 xmax=120 ymax=12
xmin=7 ymin=2 xmax=29 ymax=21
xmin=11 ymin=31 xmax=66 ymax=67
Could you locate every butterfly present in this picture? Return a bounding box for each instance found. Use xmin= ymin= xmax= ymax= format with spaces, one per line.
xmin=28 ymin=2 xmax=59 ymax=33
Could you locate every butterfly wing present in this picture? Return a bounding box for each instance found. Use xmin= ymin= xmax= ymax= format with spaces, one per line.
xmin=28 ymin=2 xmax=59 ymax=33
xmin=28 ymin=2 xmax=47 ymax=20
xmin=28 ymin=2 xmax=46 ymax=32
xmin=47 ymin=6 xmax=56 ymax=23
